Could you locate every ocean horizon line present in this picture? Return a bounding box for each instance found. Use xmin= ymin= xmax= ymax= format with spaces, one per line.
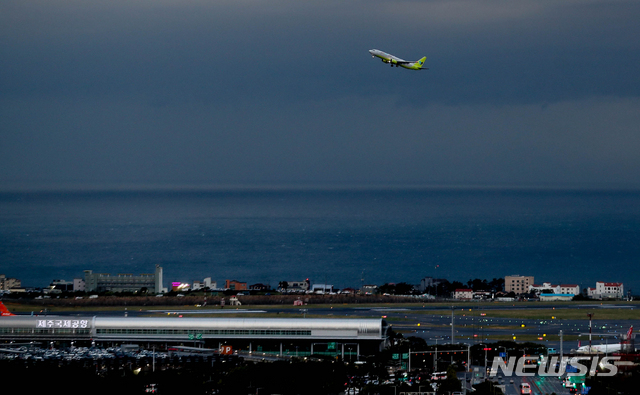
xmin=2 ymin=181 xmax=640 ymax=193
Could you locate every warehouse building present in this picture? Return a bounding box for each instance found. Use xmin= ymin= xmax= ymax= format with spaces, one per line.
xmin=84 ymin=265 xmax=163 ymax=293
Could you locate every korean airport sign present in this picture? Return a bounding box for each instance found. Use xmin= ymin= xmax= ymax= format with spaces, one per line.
xmin=37 ymin=319 xmax=89 ymax=329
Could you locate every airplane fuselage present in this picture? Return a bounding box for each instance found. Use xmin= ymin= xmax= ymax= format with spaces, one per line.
xmin=576 ymin=344 xmax=622 ymax=354
xmin=369 ymin=49 xmax=427 ymax=70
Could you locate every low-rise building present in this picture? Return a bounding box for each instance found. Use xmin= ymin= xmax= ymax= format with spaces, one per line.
xmin=50 ymin=280 xmax=74 ymax=292
xmin=559 ymin=284 xmax=580 ymax=295
xmin=472 ymin=290 xmax=493 ymax=300
xmin=529 ymin=282 xmax=560 ymax=295
xmin=588 ymin=282 xmax=624 ymax=299
xmin=225 ymin=279 xmax=247 ymax=291
xmin=539 ymin=294 xmax=574 ymax=302
xmin=454 ymin=289 xmax=473 ymax=300
xmin=0 ymin=275 xmax=21 ymax=291
xmin=192 ymin=277 xmax=215 ymax=291
xmin=311 ymin=284 xmax=334 ymax=294
xmin=249 ymin=283 xmax=271 ymax=291
xmin=530 ymin=282 xmax=580 ymax=296
xmin=73 ymin=278 xmax=85 ymax=292
xmin=280 ymin=279 xmax=310 ymax=293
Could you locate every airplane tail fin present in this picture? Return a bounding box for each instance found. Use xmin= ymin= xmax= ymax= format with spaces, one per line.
xmin=417 ymin=56 xmax=427 ymax=68
xmin=0 ymin=301 xmax=16 ymax=316
xmin=578 ymin=340 xmax=581 ymax=348
xmin=627 ymin=326 xmax=633 ymax=338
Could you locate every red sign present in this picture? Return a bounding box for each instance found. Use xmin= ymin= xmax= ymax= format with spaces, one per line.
xmin=220 ymin=345 xmax=233 ymax=355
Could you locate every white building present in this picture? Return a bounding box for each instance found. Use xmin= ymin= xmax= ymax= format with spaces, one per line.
xmin=284 ymin=280 xmax=310 ymax=293
xmin=192 ymin=277 xmax=215 ymax=291
xmin=73 ymin=278 xmax=85 ymax=292
xmin=529 ymin=283 xmax=561 ymax=295
xmin=454 ymin=289 xmax=473 ymax=300
xmin=473 ymin=290 xmax=493 ymax=300
xmin=559 ymin=284 xmax=580 ymax=296
xmin=311 ymin=284 xmax=334 ymax=294
xmin=588 ymin=282 xmax=624 ymax=299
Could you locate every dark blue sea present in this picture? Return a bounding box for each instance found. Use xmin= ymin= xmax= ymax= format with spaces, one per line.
xmin=1 ymin=188 xmax=639 ymax=293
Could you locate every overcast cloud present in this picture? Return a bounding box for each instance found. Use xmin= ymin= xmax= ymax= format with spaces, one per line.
xmin=2 ymin=0 xmax=640 ymax=188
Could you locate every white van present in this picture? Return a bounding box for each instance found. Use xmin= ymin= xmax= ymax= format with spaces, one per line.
xmin=520 ymin=383 xmax=532 ymax=394
xmin=430 ymin=372 xmax=447 ymax=381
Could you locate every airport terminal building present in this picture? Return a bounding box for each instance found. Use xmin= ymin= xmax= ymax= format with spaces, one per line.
xmin=0 ymin=316 xmax=389 ymax=357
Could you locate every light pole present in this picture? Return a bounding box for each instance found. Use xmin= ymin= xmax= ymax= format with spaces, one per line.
xmin=451 ymin=306 xmax=455 ymax=344
xmin=462 ymin=343 xmax=472 ymax=395
xmin=560 ymin=329 xmax=564 ymax=370
xmin=480 ymin=344 xmax=491 ymax=380
xmin=430 ymin=337 xmax=443 ymax=372
xmin=587 ymin=313 xmax=593 ymax=353
xmin=484 ymin=347 xmax=488 ymax=380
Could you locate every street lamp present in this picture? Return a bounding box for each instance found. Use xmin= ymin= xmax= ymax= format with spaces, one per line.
xmin=462 ymin=343 xmax=472 ymax=395
xmin=430 ymin=337 xmax=443 ymax=371
xmin=480 ymin=344 xmax=492 ymax=380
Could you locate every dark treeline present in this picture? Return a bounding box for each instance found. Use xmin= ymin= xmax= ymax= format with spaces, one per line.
xmin=379 ymin=278 xmax=505 ymax=296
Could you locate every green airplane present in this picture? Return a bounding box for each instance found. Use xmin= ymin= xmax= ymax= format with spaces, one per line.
xmin=369 ymin=49 xmax=427 ymax=70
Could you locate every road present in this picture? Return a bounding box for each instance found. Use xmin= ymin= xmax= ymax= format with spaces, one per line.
xmin=498 ymin=375 xmax=572 ymax=395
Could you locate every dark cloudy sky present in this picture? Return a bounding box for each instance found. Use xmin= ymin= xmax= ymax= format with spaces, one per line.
xmin=2 ymin=0 xmax=640 ymax=189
